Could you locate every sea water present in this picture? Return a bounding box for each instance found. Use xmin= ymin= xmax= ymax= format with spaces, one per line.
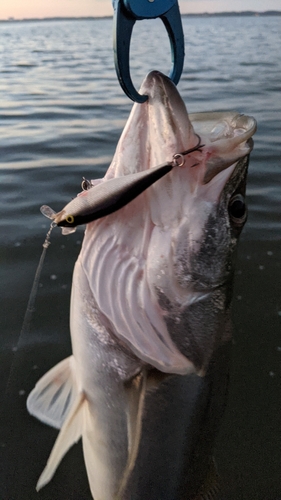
xmin=0 ymin=15 xmax=280 ymax=499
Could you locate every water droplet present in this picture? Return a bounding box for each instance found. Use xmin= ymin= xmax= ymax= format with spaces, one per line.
xmin=32 ymin=365 xmax=38 ymax=370
xmin=269 ymin=371 xmax=275 ymax=377
xmin=61 ymin=284 xmax=67 ymax=289
xmin=19 ymin=389 xmax=26 ymax=396
xmin=277 ymin=347 xmax=281 ymax=352
xmin=14 ymin=242 xmax=21 ymax=247
xmin=277 ymin=311 xmax=281 ymax=317
xmin=267 ymin=251 xmax=273 ymax=256
xmin=259 ymin=265 xmax=264 ymax=270
xmin=236 ymin=295 xmax=242 ymax=300
xmin=12 ymin=346 xmax=18 ymax=352
xmin=246 ymin=255 xmax=251 ymax=260
xmin=50 ymin=274 xmax=57 ymax=280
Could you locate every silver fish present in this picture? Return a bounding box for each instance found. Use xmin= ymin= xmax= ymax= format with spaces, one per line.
xmin=27 ymin=71 xmax=256 ymax=499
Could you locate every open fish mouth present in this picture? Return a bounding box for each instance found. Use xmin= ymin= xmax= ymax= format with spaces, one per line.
xmin=105 ymin=71 xmax=256 ymax=208
xmin=74 ymin=71 xmax=257 ymax=377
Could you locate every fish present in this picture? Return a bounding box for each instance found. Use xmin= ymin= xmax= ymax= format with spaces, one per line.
xmin=27 ymin=71 xmax=256 ymax=500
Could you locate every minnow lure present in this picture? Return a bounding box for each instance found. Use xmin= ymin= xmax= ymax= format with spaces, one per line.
xmin=41 ymin=135 xmax=203 ymax=234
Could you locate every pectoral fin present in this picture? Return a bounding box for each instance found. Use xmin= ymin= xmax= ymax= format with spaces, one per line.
xmin=27 ymin=356 xmax=85 ymax=491
xmin=27 ymin=356 xmax=79 ymax=429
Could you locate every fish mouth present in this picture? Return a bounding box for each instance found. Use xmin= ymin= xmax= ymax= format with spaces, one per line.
xmin=109 ymin=70 xmax=256 ymax=195
xmin=145 ymin=71 xmax=257 ymax=184
xmin=144 ymin=72 xmax=257 ymax=182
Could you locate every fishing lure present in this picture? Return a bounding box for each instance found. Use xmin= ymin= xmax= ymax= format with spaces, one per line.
xmin=41 ymin=135 xmax=204 ymax=233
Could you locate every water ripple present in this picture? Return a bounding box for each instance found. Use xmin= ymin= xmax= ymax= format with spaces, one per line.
xmin=0 ymin=16 xmax=280 ymax=240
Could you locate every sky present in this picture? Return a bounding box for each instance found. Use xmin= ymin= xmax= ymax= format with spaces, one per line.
xmin=0 ymin=0 xmax=280 ymax=20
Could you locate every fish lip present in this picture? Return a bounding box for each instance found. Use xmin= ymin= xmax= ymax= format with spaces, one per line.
xmin=201 ymin=116 xmax=256 ymax=185
xmin=141 ymin=70 xmax=177 ymax=93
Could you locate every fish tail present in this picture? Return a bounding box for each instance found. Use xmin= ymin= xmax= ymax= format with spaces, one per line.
xmin=116 ymin=369 xmax=147 ymax=499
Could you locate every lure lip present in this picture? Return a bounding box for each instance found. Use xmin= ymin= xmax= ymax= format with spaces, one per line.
xmin=40 ymin=205 xmax=57 ymax=221
xmin=40 ymin=205 xmax=77 ymax=234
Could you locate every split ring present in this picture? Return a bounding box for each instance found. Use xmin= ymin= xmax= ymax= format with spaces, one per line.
xmin=172 ymin=153 xmax=185 ymax=167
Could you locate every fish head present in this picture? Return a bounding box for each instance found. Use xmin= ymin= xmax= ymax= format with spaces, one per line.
xmin=82 ymin=71 xmax=257 ymax=375
xmin=106 ymin=73 xmax=256 ymax=294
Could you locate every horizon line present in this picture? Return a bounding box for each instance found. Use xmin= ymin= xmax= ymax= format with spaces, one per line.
xmin=1 ymin=10 xmax=281 ymax=22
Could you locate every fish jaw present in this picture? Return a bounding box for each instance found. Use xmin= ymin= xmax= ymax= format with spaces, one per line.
xmin=106 ymin=71 xmax=256 ymax=187
xmin=106 ymin=70 xmax=200 ymax=180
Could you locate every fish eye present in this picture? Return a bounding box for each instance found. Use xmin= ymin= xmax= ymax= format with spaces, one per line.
xmin=228 ymin=194 xmax=247 ymax=223
xmin=65 ymin=214 xmax=75 ymax=224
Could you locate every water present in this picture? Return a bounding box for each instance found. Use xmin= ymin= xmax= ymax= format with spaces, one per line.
xmin=0 ymin=16 xmax=280 ymax=499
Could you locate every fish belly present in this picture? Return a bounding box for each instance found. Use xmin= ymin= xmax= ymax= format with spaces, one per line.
xmin=70 ymin=258 xmax=143 ymax=500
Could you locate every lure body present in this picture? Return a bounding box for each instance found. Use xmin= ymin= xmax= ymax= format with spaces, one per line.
xmin=54 ymin=162 xmax=173 ymax=228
